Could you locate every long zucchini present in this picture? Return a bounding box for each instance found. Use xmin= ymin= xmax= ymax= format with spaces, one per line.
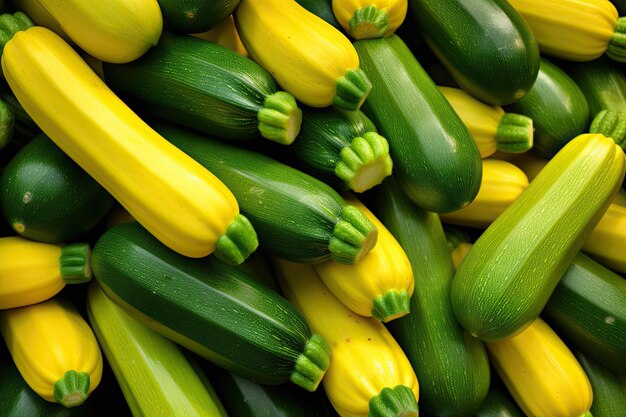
xmin=574 ymin=349 xmax=626 ymax=417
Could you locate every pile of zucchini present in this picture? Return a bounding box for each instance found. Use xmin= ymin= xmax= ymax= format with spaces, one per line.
xmin=0 ymin=0 xmax=624 ymax=416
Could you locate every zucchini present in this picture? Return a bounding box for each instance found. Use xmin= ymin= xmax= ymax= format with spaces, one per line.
xmin=91 ymin=221 xmax=331 ymax=392
xmin=0 ymin=133 xmax=114 ymax=243
xmin=574 ymin=349 xmax=626 ymax=417
xmin=294 ymin=0 xmax=343 ymax=31
xmin=153 ymin=120 xmax=378 ymax=265
xmin=102 ymin=32 xmax=302 ymax=145
xmin=332 ymin=0 xmax=408 ymax=40
xmin=0 ymin=96 xmax=14 ymax=150
xmin=505 ymin=57 xmax=590 ymax=158
xmin=451 ymin=133 xmax=625 ymax=341
xmin=475 ymin=384 xmax=524 ymax=417
xmin=407 ymin=0 xmax=540 ymax=105
xmin=543 ymin=252 xmax=626 ymax=373
xmin=372 ymin=176 xmax=490 ymax=417
xmin=354 ymin=35 xmax=482 ymax=214
xmin=568 ymin=56 xmax=626 ymax=117
xmin=156 ymin=0 xmax=240 ymax=33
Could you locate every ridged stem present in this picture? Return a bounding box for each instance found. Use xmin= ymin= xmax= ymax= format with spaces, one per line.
xmin=290 ymin=333 xmax=331 ymax=392
xmin=607 ymin=17 xmax=626 ymax=63
xmin=368 ymin=385 xmax=419 ymax=417
xmin=589 ymin=109 xmax=626 ymax=151
xmin=60 ymin=243 xmax=92 ymax=284
xmin=0 ymin=12 xmax=33 ymax=53
xmin=258 ymin=91 xmax=303 ymax=145
xmin=53 ymin=370 xmax=90 ymax=408
xmin=335 ymin=132 xmax=393 ymax=192
xmin=371 ymin=290 xmax=410 ymax=322
xmin=214 ymin=214 xmax=259 ymax=265
xmin=349 ymin=6 xmax=389 ymax=40
xmin=580 ymin=412 xmax=593 ymax=417
xmin=334 ymin=68 xmax=372 ymax=111
xmin=329 ymin=205 xmax=378 ymax=264
xmin=495 ymin=113 xmax=534 ymax=153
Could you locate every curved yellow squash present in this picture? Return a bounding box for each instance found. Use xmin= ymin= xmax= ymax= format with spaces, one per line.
xmin=0 ymin=298 xmax=103 ymax=407
xmin=234 ymin=0 xmax=372 ymax=111
xmin=313 ymin=194 xmax=414 ymax=322
xmin=11 ymin=0 xmax=73 ymax=43
xmin=0 ymin=237 xmax=91 ymax=309
xmin=35 ymin=0 xmax=163 ymax=63
xmin=486 ymin=318 xmax=593 ymax=417
xmin=332 ymin=0 xmax=407 ymax=39
xmin=2 ymin=25 xmax=255 ymax=261
xmin=275 ymin=258 xmax=419 ymax=417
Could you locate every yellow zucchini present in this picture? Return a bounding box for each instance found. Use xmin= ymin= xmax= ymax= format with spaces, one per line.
xmin=0 ymin=236 xmax=91 ymax=309
xmin=582 ymin=202 xmax=626 ymax=274
xmin=191 ymin=15 xmax=248 ymax=57
xmin=0 ymin=16 xmax=258 ymax=263
xmin=332 ymin=0 xmax=407 ymax=39
xmin=11 ymin=0 xmax=73 ymax=43
xmin=313 ymin=193 xmax=414 ymax=322
xmin=234 ymin=0 xmax=372 ymax=111
xmin=274 ymin=258 xmax=419 ymax=417
xmin=0 ymin=298 xmax=103 ymax=407
xmin=439 ymin=159 xmax=529 ymax=229
xmin=485 ymin=318 xmax=593 ymax=417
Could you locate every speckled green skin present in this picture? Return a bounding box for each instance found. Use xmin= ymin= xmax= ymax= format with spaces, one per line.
xmin=568 ymin=56 xmax=626 ymax=118
xmin=157 ymin=0 xmax=241 ymax=33
xmin=574 ymin=350 xmax=626 ymax=417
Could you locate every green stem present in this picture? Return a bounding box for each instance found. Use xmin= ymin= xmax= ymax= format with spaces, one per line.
xmin=495 ymin=113 xmax=534 ymax=153
xmin=214 ymin=214 xmax=259 ymax=265
xmin=290 ymin=333 xmax=331 ymax=392
xmin=334 ymin=68 xmax=372 ymax=112
xmin=349 ymin=6 xmax=389 ymax=40
xmin=608 ymin=16 xmax=626 ymax=63
xmin=336 ymin=131 xmax=393 ymax=193
xmin=580 ymin=412 xmax=593 ymax=417
xmin=60 ymin=243 xmax=92 ymax=284
xmin=258 ymin=91 xmax=303 ymax=145
xmin=368 ymin=385 xmax=419 ymax=417
xmin=329 ymin=205 xmax=378 ymax=264
xmin=0 ymin=12 xmax=33 ymax=54
xmin=589 ymin=109 xmax=626 ymax=151
xmin=53 ymin=370 xmax=90 ymax=408
xmin=371 ymin=290 xmax=410 ymax=322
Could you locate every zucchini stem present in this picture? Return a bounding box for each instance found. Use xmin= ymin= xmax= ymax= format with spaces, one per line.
xmin=53 ymin=370 xmax=90 ymax=408
xmin=258 ymin=91 xmax=302 ymax=145
xmin=349 ymin=6 xmax=389 ymax=40
xmin=290 ymin=333 xmax=331 ymax=392
xmin=590 ymin=109 xmax=626 ymax=152
xmin=336 ymin=132 xmax=393 ymax=193
xmin=368 ymin=385 xmax=419 ymax=417
xmin=371 ymin=289 xmax=410 ymax=322
xmin=608 ymin=17 xmax=626 ymax=63
xmin=334 ymin=68 xmax=372 ymax=111
xmin=60 ymin=243 xmax=93 ymax=283
xmin=495 ymin=113 xmax=534 ymax=153
xmin=214 ymin=214 xmax=259 ymax=265
xmin=329 ymin=205 xmax=378 ymax=264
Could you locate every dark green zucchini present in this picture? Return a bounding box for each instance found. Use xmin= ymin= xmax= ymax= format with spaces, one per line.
xmin=568 ymin=56 xmax=626 ymax=118
xmin=102 ymin=32 xmax=302 ymax=145
xmin=354 ymin=35 xmax=482 ymax=214
xmin=372 ymin=176 xmax=490 ymax=417
xmin=475 ymin=384 xmax=524 ymax=417
xmin=407 ymin=0 xmax=540 ymax=105
xmin=505 ymin=57 xmax=590 ymax=158
xmin=573 ymin=349 xmax=626 ymax=417
xmin=92 ymin=221 xmax=331 ymax=392
xmin=0 ymin=96 xmax=14 ymax=150
xmin=152 ymin=120 xmax=378 ymax=265
xmin=0 ymin=133 xmax=114 ymax=243
xmin=294 ymin=0 xmax=343 ymax=31
xmin=543 ymin=252 xmax=626 ymax=373
xmin=156 ymin=0 xmax=241 ymax=33
xmin=288 ymin=106 xmax=392 ymax=193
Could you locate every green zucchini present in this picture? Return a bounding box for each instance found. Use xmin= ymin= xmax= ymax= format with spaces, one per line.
xmin=294 ymin=0 xmax=343 ymax=31
xmin=372 ymin=176 xmax=490 ymax=417
xmin=568 ymin=56 xmax=626 ymax=118
xmin=354 ymin=35 xmax=482 ymax=214
xmin=86 ymin=281 xmax=228 ymax=417
xmin=153 ymin=120 xmax=378 ymax=265
xmin=102 ymin=32 xmax=302 ymax=145
xmin=407 ymin=0 xmax=540 ymax=105
xmin=590 ymin=110 xmax=626 ymax=151
xmin=451 ymin=133 xmax=625 ymax=341
xmin=573 ymin=349 xmax=626 ymax=417
xmin=156 ymin=0 xmax=241 ymax=33
xmin=286 ymin=106 xmax=393 ymax=193
xmin=0 ymin=133 xmax=115 ymax=243
xmin=91 ymin=221 xmax=331 ymax=392
xmin=0 ymin=96 xmax=14 ymax=150
xmin=505 ymin=57 xmax=590 ymax=158
xmin=543 ymin=252 xmax=626 ymax=373
xmin=475 ymin=383 xmax=524 ymax=417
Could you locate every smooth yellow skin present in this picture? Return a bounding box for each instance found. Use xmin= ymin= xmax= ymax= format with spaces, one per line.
xmin=439 ymin=86 xmax=507 ymax=158
xmin=35 ymin=0 xmax=162 ymax=63
xmin=583 ymin=202 xmax=626 ymax=273
xmin=332 ymin=0 xmax=408 ymax=38
xmin=0 ymin=298 xmax=103 ymax=403
xmin=440 ymin=159 xmax=529 ymax=229
xmin=11 ymin=0 xmax=73 ymax=43
xmin=2 ymin=27 xmax=240 ymax=259
xmin=486 ymin=318 xmax=593 ymax=417
xmin=508 ymin=0 xmax=619 ymax=61
xmin=274 ymin=258 xmax=419 ymax=417
xmin=0 ymin=237 xmax=65 ymax=309
xmin=235 ymin=0 xmax=360 ymax=107
xmin=313 ymin=194 xmax=414 ymax=320
xmin=192 ymin=15 xmax=248 ymax=57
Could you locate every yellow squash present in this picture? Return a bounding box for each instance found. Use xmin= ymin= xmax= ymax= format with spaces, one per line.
xmin=192 ymin=15 xmax=248 ymax=57
xmin=275 ymin=258 xmax=419 ymax=417
xmin=485 ymin=318 xmax=593 ymax=417
xmin=313 ymin=194 xmax=414 ymax=322
xmin=0 ymin=237 xmax=91 ymax=309
xmin=234 ymin=0 xmax=372 ymax=111
xmin=332 ymin=0 xmax=407 ymax=40
xmin=439 ymin=158 xmax=530 ymax=229
xmin=508 ymin=0 xmax=626 ymax=62
xmin=0 ymin=298 xmax=103 ymax=407
xmin=582 ymin=202 xmax=626 ymax=274
xmin=11 ymin=0 xmax=73 ymax=43
xmin=0 ymin=18 xmax=257 ymax=263
xmin=439 ymin=86 xmax=534 ymax=158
